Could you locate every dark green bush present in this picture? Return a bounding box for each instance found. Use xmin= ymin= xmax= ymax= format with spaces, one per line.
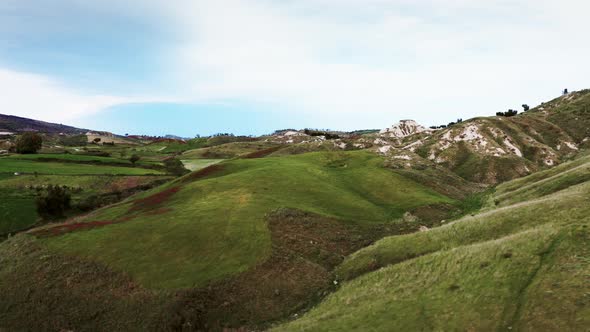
xmin=16 ymin=132 xmax=43 ymax=154
xmin=164 ymin=158 xmax=190 ymax=176
xmin=36 ymin=185 xmax=71 ymax=219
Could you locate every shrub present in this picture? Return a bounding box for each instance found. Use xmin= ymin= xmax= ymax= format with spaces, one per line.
xmin=496 ymin=109 xmax=518 ymax=117
xmin=16 ymin=132 xmax=43 ymax=154
xmin=129 ymin=154 xmax=141 ymax=165
xmin=36 ymin=185 xmax=71 ymax=219
xmin=164 ymin=158 xmax=190 ymax=176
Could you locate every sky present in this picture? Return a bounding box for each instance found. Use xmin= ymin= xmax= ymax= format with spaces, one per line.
xmin=0 ymin=0 xmax=589 ymax=137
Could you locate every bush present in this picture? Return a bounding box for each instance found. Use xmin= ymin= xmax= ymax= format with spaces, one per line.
xmin=496 ymin=109 xmax=518 ymax=117
xmin=164 ymin=158 xmax=190 ymax=176
xmin=36 ymin=185 xmax=71 ymax=219
xmin=129 ymin=154 xmax=141 ymax=165
xmin=16 ymin=132 xmax=43 ymax=154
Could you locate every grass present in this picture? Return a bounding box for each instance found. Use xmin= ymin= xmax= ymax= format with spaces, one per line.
xmin=0 ymin=193 xmax=37 ymax=234
xmin=335 ymin=178 xmax=590 ymax=281
xmin=7 ymin=153 xmax=135 ymax=163
xmin=274 ymin=152 xmax=590 ymax=331
xmin=0 ymin=174 xmax=169 ymax=193
xmin=0 ymin=158 xmax=163 ymax=175
xmin=0 ymin=236 xmax=170 ymax=331
xmin=491 ymin=153 xmax=590 ymax=206
xmin=276 ymin=223 xmax=589 ymax=331
xmin=41 ymin=150 xmax=455 ymax=289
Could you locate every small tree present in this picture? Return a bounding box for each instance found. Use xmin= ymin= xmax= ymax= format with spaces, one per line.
xmin=16 ymin=132 xmax=43 ymax=154
xmin=163 ymin=158 xmax=190 ymax=176
xmin=36 ymin=185 xmax=71 ymax=219
xmin=563 ymin=88 xmax=569 ymax=95
xmin=93 ymin=138 xmax=101 ymax=144
xmin=129 ymin=154 xmax=141 ymax=165
xmin=522 ymin=104 xmax=530 ymax=112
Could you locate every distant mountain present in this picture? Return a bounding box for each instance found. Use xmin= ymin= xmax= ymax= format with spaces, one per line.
xmin=0 ymin=114 xmax=87 ymax=134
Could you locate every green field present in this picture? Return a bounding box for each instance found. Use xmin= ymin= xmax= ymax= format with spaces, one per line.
xmin=42 ymin=151 xmax=455 ymax=289
xmin=7 ymin=153 xmax=136 ymax=163
xmin=0 ymin=158 xmax=163 ymax=175
xmin=0 ymin=194 xmax=37 ymax=234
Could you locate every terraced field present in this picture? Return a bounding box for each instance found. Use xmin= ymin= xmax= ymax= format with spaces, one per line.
xmin=0 ymin=158 xmax=163 ymax=175
xmin=0 ymin=154 xmax=169 ymax=236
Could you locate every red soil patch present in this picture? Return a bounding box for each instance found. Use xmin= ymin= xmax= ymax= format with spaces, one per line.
xmin=31 ymin=220 xmax=117 ymax=237
xmin=31 ymin=188 xmax=180 ymax=238
xmin=241 ymin=146 xmax=283 ymax=159
xmin=181 ymin=164 xmax=225 ymax=183
xmin=31 ymin=207 xmax=174 ymax=238
xmin=129 ymin=186 xmax=180 ymax=212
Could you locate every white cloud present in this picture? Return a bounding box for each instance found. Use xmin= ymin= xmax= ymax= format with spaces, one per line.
xmin=0 ymin=68 xmax=172 ymax=124
xmin=0 ymin=68 xmax=130 ymax=123
xmin=156 ymin=0 xmax=590 ymax=126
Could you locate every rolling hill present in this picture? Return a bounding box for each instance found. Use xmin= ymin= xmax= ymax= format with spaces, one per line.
xmin=0 ymin=90 xmax=589 ymax=331
xmin=275 ymin=151 xmax=590 ymax=331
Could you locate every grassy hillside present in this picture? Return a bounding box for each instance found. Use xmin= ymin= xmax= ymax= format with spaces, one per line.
xmin=1 ymin=92 xmax=589 ymax=330
xmin=0 ymin=113 xmax=86 ymax=134
xmin=276 ymin=153 xmax=590 ymax=331
xmin=406 ymin=90 xmax=590 ymax=184
xmin=0 ymin=150 xmax=480 ymax=330
xmin=39 ymin=151 xmax=455 ymax=289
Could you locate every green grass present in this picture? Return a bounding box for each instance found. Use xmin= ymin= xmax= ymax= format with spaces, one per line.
xmin=0 ymin=194 xmax=37 ymax=234
xmin=0 ymin=236 xmax=170 ymax=331
xmin=6 ymin=152 xmax=161 ymax=166
xmin=8 ymin=153 xmax=131 ymax=163
xmin=42 ymin=151 xmax=454 ymax=289
xmin=274 ymin=152 xmax=590 ymax=331
xmin=336 ymin=179 xmax=590 ymax=281
xmin=276 ymin=223 xmax=589 ymax=331
xmin=0 ymin=158 xmax=163 ymax=175
xmin=492 ymin=153 xmax=590 ymax=206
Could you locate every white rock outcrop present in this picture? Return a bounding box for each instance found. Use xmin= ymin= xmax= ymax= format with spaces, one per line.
xmin=380 ymin=120 xmax=427 ymax=138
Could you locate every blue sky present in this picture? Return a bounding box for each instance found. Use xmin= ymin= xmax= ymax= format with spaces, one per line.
xmin=1 ymin=0 xmax=589 ymax=136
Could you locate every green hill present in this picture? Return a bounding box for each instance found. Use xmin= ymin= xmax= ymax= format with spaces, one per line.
xmin=275 ymin=153 xmax=590 ymax=331
xmin=1 ymin=91 xmax=589 ymax=331
xmin=0 ymin=150 xmax=479 ymax=330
